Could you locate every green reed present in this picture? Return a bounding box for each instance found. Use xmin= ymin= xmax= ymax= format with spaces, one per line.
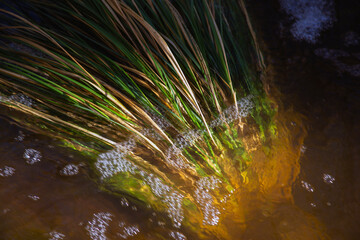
xmin=0 ymin=0 xmax=274 ymax=230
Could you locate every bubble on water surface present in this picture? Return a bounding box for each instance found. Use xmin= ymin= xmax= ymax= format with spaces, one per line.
xmin=95 ymin=140 xmax=136 ymax=179
xmin=86 ymin=212 xmax=112 ymax=240
xmin=48 ymin=231 xmax=65 ymax=240
xmin=120 ymin=197 xmax=130 ymax=207
xmin=194 ymin=176 xmax=222 ymax=226
xmin=300 ymin=145 xmax=307 ymax=154
xmin=28 ymin=194 xmax=40 ymax=201
xmin=14 ymin=130 xmax=25 ymax=142
xmin=0 ymin=166 xmax=15 ymax=177
xmin=280 ymin=0 xmax=335 ymax=43
xmin=301 ymin=180 xmax=315 ymax=192
xmin=94 ymin=96 xmax=255 ymax=228
xmin=2 ymin=208 xmax=10 ymax=214
xmin=165 ymin=95 xmax=254 ymax=169
xmin=322 ymin=173 xmax=335 ymax=184
xmin=95 ymin=144 xmax=185 ymax=227
xmin=60 ymin=164 xmax=79 ymax=176
xmin=143 ymin=174 xmax=184 ymax=228
xmin=8 ymin=93 xmax=34 ymax=107
xmin=117 ymin=222 xmax=140 ymax=239
xmin=170 ymin=231 xmax=187 ymax=240
xmin=23 ymin=149 xmax=42 ymax=164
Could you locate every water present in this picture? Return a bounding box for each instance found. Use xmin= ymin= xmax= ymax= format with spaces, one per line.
xmin=246 ymin=0 xmax=360 ymax=239
xmin=0 ymin=98 xmax=321 ymax=239
xmin=1 ymin=1 xmax=359 ymax=239
xmin=0 ymin=119 xmax=173 ymax=239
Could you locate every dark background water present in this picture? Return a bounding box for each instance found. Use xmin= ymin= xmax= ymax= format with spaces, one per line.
xmin=247 ymin=0 xmax=360 ymax=239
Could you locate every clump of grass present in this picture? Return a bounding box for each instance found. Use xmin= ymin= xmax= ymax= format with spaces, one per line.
xmin=0 ymin=0 xmax=272 ymax=230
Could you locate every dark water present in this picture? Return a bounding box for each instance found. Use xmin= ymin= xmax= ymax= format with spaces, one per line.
xmin=247 ymin=0 xmax=360 ymax=239
xmin=1 ymin=1 xmax=359 ymax=239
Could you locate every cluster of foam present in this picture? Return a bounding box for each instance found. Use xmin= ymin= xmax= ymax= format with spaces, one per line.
xmin=8 ymin=94 xmax=34 ymax=107
xmin=23 ymin=149 xmax=42 ymax=164
xmin=300 ymin=145 xmax=307 ymax=154
xmin=28 ymin=194 xmax=40 ymax=201
xmin=94 ymin=96 xmax=255 ymax=227
xmin=315 ymin=48 xmax=360 ymax=77
xmin=280 ymin=0 xmax=335 ymax=43
xmin=140 ymin=110 xmax=173 ymax=141
xmin=14 ymin=131 xmax=25 ymax=142
xmin=0 ymin=166 xmax=15 ymax=177
xmin=0 ymin=93 xmax=35 ymax=108
xmin=142 ymin=174 xmax=185 ymax=228
xmin=322 ymin=173 xmax=335 ymax=184
xmin=194 ymin=176 xmax=222 ymax=226
xmin=60 ymin=164 xmax=79 ymax=176
xmin=146 ymin=111 xmax=172 ymax=131
xmin=96 ymin=95 xmax=254 ymax=172
xmin=165 ymin=95 xmax=254 ymax=169
xmin=48 ymin=231 xmax=65 ymax=240
xmin=86 ymin=212 xmax=112 ymax=240
xmin=120 ymin=197 xmax=130 ymax=207
xmin=117 ymin=222 xmax=140 ymax=239
xmin=170 ymin=231 xmax=187 ymax=240
xmin=301 ymin=180 xmax=315 ymax=192
xmin=210 ymin=95 xmax=254 ymax=128
xmin=165 ymin=129 xmax=202 ymax=169
xmin=95 ymin=140 xmax=136 ymax=179
xmin=95 ymin=146 xmax=185 ymax=227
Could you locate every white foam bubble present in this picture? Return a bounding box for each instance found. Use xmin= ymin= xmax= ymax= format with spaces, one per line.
xmin=60 ymin=164 xmax=79 ymax=176
xmin=143 ymin=174 xmax=184 ymax=228
xmin=86 ymin=212 xmax=112 ymax=240
xmin=300 ymin=145 xmax=307 ymax=154
xmin=23 ymin=149 xmax=42 ymax=164
xmin=170 ymin=231 xmax=187 ymax=240
xmin=48 ymin=231 xmax=65 ymax=240
xmin=322 ymin=173 xmax=335 ymax=184
xmin=194 ymin=176 xmax=222 ymax=226
xmin=14 ymin=131 xmax=25 ymax=142
xmin=0 ymin=166 xmax=15 ymax=177
xmin=94 ymin=96 xmax=254 ymax=227
xmin=2 ymin=208 xmax=10 ymax=214
xmin=301 ymin=180 xmax=315 ymax=192
xmin=95 ymin=140 xmax=136 ymax=179
xmin=28 ymin=194 xmax=40 ymax=201
xmin=117 ymin=222 xmax=140 ymax=239
xmin=9 ymin=93 xmax=34 ymax=107
xmin=95 ymin=147 xmax=185 ymax=227
xmin=120 ymin=197 xmax=130 ymax=207
xmin=165 ymin=95 xmax=254 ymax=169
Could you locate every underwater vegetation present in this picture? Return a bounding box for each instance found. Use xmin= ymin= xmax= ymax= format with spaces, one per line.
xmin=0 ymin=0 xmax=275 ymax=234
